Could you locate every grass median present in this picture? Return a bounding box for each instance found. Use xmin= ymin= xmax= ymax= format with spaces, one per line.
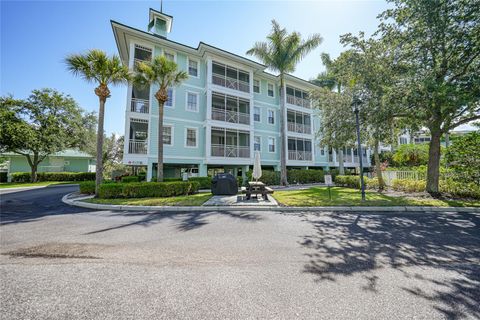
xmin=273 ymin=187 xmax=480 ymax=207
xmin=84 ymin=193 xmax=212 ymax=207
xmin=0 ymin=181 xmax=76 ymax=189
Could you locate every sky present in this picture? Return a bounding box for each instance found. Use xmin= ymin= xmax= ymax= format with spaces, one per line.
xmin=1 ymin=0 xmax=393 ymax=135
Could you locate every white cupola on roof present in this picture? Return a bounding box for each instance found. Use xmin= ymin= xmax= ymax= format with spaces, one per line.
xmin=148 ymin=8 xmax=173 ymax=38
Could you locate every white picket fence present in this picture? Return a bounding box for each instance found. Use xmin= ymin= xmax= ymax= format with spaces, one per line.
xmin=382 ymin=171 xmax=425 ymax=186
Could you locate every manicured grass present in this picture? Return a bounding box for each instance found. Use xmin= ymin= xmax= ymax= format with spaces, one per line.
xmin=0 ymin=181 xmax=76 ymax=189
xmin=85 ymin=193 xmax=213 ymax=206
xmin=273 ymin=187 xmax=480 ymax=207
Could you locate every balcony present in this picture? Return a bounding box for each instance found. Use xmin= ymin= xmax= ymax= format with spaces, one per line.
xmin=211 ymin=144 xmax=250 ymax=158
xmin=129 ymin=139 xmax=148 ymax=154
xmin=288 ymin=150 xmax=313 ymax=161
xmin=131 ymin=98 xmax=149 ymax=114
xmin=287 ymin=95 xmax=311 ymax=108
xmin=212 ymin=108 xmax=250 ymax=125
xmin=287 ymin=122 xmax=311 ymax=134
xmin=212 ymin=74 xmax=249 ymax=93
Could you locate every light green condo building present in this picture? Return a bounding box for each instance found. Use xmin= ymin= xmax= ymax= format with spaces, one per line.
xmin=112 ymin=9 xmax=371 ymax=181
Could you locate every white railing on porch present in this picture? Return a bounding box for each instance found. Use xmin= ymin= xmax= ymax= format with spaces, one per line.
xmin=211 ymin=144 xmax=250 ymax=158
xmin=131 ymin=98 xmax=149 ymax=114
xmin=286 ymin=95 xmax=311 ymax=108
xmin=288 ymin=150 xmax=312 ymax=161
xmin=212 ymin=73 xmax=249 ymax=93
xmin=287 ymin=122 xmax=311 ymax=134
xmin=129 ymin=139 xmax=148 ymax=154
xmin=212 ymin=108 xmax=250 ymax=125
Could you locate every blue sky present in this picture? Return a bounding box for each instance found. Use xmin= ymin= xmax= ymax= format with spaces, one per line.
xmin=1 ymin=0 xmax=391 ymax=135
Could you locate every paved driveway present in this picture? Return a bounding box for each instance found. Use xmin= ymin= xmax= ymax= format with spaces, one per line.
xmin=1 ymin=186 xmax=479 ymax=319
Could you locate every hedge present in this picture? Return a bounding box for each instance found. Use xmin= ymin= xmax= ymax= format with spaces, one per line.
xmin=189 ymin=177 xmax=212 ymax=189
xmin=334 ymin=175 xmax=381 ymax=190
xmin=392 ymin=179 xmax=427 ymax=193
xmin=11 ymin=172 xmax=96 ymax=182
xmin=288 ymin=169 xmax=325 ymax=184
xmin=439 ymin=179 xmax=480 ymax=199
xmin=98 ymin=181 xmax=200 ymax=199
xmin=79 ymin=181 xmax=96 ymax=195
xmin=121 ymin=176 xmax=140 ymax=183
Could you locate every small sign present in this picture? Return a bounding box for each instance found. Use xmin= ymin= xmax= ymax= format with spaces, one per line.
xmin=325 ymin=174 xmax=332 ymax=186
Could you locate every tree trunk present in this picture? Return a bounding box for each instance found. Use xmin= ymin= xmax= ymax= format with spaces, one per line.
xmin=374 ymin=140 xmax=385 ymax=190
xmin=25 ymin=153 xmax=39 ymax=182
xmin=426 ymin=129 xmax=442 ymax=195
xmin=279 ymin=75 xmax=288 ymax=186
xmin=95 ymin=98 xmax=106 ymax=197
xmin=337 ymin=148 xmax=345 ymax=175
xmin=157 ymin=99 xmax=164 ymax=182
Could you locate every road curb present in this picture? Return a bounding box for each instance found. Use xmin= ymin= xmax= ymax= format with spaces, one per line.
xmin=61 ymin=193 xmax=479 ymax=213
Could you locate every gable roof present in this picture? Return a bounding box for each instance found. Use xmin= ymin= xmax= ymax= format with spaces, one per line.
xmin=1 ymin=149 xmax=94 ymax=159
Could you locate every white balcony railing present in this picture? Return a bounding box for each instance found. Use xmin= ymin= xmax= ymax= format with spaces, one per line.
xmin=287 ymin=122 xmax=311 ymax=134
xmin=212 ymin=73 xmax=249 ymax=93
xmin=129 ymin=139 xmax=148 ymax=154
xmin=287 ymin=95 xmax=311 ymax=108
xmin=131 ymin=98 xmax=149 ymax=114
xmin=288 ymin=150 xmax=312 ymax=161
xmin=211 ymin=144 xmax=250 ymax=158
xmin=212 ymin=108 xmax=250 ymax=125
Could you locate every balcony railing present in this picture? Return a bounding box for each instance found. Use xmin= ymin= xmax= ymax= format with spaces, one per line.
xmin=287 ymin=122 xmax=311 ymax=134
xmin=212 ymin=108 xmax=250 ymax=125
xmin=211 ymin=144 xmax=250 ymax=158
xmin=131 ymin=98 xmax=149 ymax=114
xmin=212 ymin=73 xmax=249 ymax=93
xmin=129 ymin=139 xmax=148 ymax=154
xmin=287 ymin=95 xmax=311 ymax=108
xmin=288 ymin=150 xmax=312 ymax=161
xmin=329 ymin=154 xmax=369 ymax=165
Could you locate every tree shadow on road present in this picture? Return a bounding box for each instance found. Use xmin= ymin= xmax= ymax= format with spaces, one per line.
xmin=300 ymin=211 xmax=480 ymax=319
xmin=84 ymin=210 xmax=263 ymax=234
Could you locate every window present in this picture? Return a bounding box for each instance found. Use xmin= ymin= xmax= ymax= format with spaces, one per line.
xmin=268 ymin=137 xmax=275 ymax=153
xmin=211 ymin=61 xmax=250 ymax=93
xmin=165 ymin=88 xmax=173 ymax=107
xmin=164 ymin=51 xmax=175 ymax=61
xmin=254 ymin=107 xmax=261 ymax=122
xmin=186 ymin=128 xmax=197 ymax=147
xmin=134 ymin=44 xmax=152 ymax=61
xmin=186 ymin=92 xmax=198 ymax=112
xmin=163 ymin=126 xmax=173 ymax=145
xmin=268 ymin=109 xmax=275 ymax=124
xmin=253 ymin=79 xmax=260 ymax=93
xmin=254 ymin=136 xmax=261 ymax=151
xmin=267 ymin=83 xmax=274 ymax=97
xmin=188 ymin=59 xmax=198 ymax=77
xmin=320 ymin=148 xmax=325 ymax=156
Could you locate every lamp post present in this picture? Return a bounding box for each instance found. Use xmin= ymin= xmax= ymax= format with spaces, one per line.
xmin=352 ymin=94 xmax=366 ymax=201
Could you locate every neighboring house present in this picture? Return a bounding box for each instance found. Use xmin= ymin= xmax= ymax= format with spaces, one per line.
xmin=398 ymin=129 xmax=475 ymax=146
xmin=1 ymin=150 xmax=96 ymax=181
xmin=112 ymin=9 xmax=371 ymax=181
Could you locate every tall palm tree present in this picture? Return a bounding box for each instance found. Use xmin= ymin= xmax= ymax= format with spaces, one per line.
xmin=247 ymin=20 xmax=322 ymax=185
xmin=133 ymin=55 xmax=188 ymax=182
xmin=65 ymin=49 xmax=130 ymax=196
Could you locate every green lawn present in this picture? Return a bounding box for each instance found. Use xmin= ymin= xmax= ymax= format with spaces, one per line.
xmin=85 ymin=193 xmax=212 ymax=206
xmin=273 ymin=187 xmax=480 ymax=207
xmin=0 ymin=181 xmax=76 ymax=189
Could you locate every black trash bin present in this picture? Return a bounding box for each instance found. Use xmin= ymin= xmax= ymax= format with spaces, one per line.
xmin=211 ymin=173 xmax=238 ymax=195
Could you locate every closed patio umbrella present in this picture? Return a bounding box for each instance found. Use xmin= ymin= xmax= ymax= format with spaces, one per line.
xmin=252 ymin=151 xmax=262 ymax=182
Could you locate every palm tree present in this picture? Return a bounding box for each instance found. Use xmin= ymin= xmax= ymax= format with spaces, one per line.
xmin=66 ymin=50 xmax=130 ymax=196
xmin=133 ymin=55 xmax=188 ymax=182
xmin=247 ymin=20 xmax=322 ymax=185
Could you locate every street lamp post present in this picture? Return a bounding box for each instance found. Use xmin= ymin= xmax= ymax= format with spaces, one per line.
xmin=352 ymin=95 xmax=366 ymax=201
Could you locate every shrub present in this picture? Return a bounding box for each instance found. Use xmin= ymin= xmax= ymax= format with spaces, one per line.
xmin=121 ymin=176 xmax=140 ymax=183
xmin=189 ymin=176 xmax=212 ymax=189
xmin=98 ymin=181 xmax=200 ymax=199
xmin=288 ymin=169 xmax=324 ymax=184
xmin=364 ymin=177 xmax=380 ymax=190
xmin=334 ymin=175 xmax=361 ymax=189
xmin=163 ymin=178 xmax=182 ymax=182
xmin=10 ymin=172 xmax=31 ymax=182
xmin=79 ymin=181 xmax=96 ymax=195
xmin=392 ymin=179 xmax=426 ymax=193
xmin=439 ymin=179 xmax=480 ymax=199
xmin=10 ymin=172 xmax=95 ymax=182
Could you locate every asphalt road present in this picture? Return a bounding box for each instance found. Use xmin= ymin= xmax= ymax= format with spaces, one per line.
xmin=1 ymin=186 xmax=479 ymax=319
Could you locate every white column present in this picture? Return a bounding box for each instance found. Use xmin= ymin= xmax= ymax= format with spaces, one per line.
xmin=206 ymin=125 xmax=212 ymax=160
xmin=147 ymin=162 xmax=153 ymax=182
